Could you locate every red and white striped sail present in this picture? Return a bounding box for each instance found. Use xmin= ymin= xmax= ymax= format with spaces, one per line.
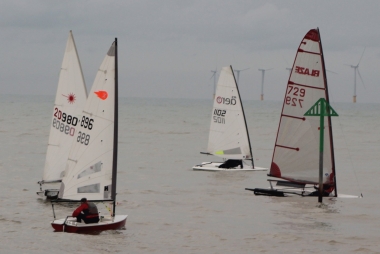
xmin=269 ymin=29 xmax=336 ymax=185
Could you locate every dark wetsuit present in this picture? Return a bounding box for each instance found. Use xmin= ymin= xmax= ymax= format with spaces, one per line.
xmin=218 ymin=159 xmax=243 ymax=169
xmin=308 ymin=184 xmax=334 ymax=197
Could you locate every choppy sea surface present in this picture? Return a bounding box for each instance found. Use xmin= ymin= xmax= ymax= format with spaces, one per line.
xmin=0 ymin=94 xmax=380 ymax=254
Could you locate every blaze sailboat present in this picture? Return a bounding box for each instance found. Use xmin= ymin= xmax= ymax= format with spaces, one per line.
xmin=38 ymin=31 xmax=87 ymax=198
xmin=246 ymin=28 xmax=359 ymax=199
xmin=51 ymin=38 xmax=127 ymax=232
xmin=193 ymin=66 xmax=267 ymax=171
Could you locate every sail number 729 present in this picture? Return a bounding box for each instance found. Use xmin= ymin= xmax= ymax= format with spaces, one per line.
xmin=286 ymin=85 xmax=305 ymax=108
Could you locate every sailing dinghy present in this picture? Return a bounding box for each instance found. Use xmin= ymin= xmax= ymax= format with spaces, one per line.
xmin=245 ymin=28 xmax=359 ymax=199
xmin=37 ymin=31 xmax=87 ymax=198
xmin=51 ymin=38 xmax=127 ymax=233
xmin=193 ymin=66 xmax=267 ymax=171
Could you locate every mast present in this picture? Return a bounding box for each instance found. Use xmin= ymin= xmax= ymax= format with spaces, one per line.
xmin=230 ymin=65 xmax=254 ymax=168
xmin=111 ymin=38 xmax=118 ymax=216
xmin=318 ymin=28 xmax=337 ymax=197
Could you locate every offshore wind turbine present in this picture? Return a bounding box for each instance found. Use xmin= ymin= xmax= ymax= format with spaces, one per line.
xmin=346 ymin=47 xmax=366 ymax=103
xmin=258 ymin=68 xmax=273 ymax=101
xmin=210 ymin=68 xmax=217 ymax=99
xmin=234 ymin=68 xmax=249 ymax=86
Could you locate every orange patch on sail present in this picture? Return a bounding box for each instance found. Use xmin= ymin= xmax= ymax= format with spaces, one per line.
xmin=94 ymin=90 xmax=108 ymax=100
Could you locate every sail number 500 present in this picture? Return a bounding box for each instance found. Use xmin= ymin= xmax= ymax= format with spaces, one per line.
xmin=286 ymin=85 xmax=305 ymax=108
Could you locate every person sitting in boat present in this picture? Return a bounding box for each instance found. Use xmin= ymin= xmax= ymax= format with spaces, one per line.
xmin=218 ymin=159 xmax=243 ymax=169
xmin=72 ymin=198 xmax=100 ymax=224
xmin=308 ymin=173 xmax=335 ymax=197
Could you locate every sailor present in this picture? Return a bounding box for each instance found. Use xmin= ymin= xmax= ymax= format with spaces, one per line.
xmin=218 ymin=159 xmax=243 ymax=169
xmin=72 ymin=198 xmax=100 ymax=224
xmin=308 ymin=173 xmax=335 ymax=196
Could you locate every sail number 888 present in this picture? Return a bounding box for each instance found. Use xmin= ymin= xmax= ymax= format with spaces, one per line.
xmin=286 ymin=85 xmax=305 ymax=108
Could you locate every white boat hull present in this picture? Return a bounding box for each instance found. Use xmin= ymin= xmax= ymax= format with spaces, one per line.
xmin=193 ymin=162 xmax=267 ymax=171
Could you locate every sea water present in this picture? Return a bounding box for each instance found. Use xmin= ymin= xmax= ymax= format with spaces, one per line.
xmin=0 ymin=94 xmax=379 ymax=253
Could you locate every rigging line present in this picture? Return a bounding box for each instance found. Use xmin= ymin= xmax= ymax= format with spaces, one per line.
xmin=329 ymin=93 xmax=363 ymax=196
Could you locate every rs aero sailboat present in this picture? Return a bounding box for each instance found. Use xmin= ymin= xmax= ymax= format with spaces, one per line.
xmin=51 ymin=38 xmax=127 ymax=233
xmin=246 ymin=28 xmax=360 ymax=199
xmin=193 ymin=66 xmax=267 ymax=171
xmin=37 ymin=31 xmax=87 ymax=199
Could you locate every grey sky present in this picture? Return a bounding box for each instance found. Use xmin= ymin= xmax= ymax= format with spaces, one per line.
xmin=1 ymin=0 xmax=380 ymax=103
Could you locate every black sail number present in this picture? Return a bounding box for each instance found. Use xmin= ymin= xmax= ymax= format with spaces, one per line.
xmin=81 ymin=116 xmax=94 ymax=130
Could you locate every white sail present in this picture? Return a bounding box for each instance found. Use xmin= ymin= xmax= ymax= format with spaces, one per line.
xmin=58 ymin=42 xmax=116 ymax=201
xmin=42 ymin=31 xmax=87 ymax=183
xmin=270 ymin=29 xmax=335 ymax=185
xmin=207 ymin=66 xmax=252 ymax=160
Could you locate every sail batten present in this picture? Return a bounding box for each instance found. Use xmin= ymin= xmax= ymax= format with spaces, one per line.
xmin=298 ymin=49 xmax=321 ymax=55
xmin=288 ymin=82 xmax=325 ymax=90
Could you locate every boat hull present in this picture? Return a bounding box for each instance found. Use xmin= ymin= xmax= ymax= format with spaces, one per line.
xmin=193 ymin=162 xmax=267 ymax=171
xmin=51 ymin=215 xmax=127 ymax=233
xmin=246 ymin=187 xmax=361 ymax=198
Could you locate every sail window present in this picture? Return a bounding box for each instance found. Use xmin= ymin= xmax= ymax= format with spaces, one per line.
xmin=77 ymin=162 xmax=102 ymax=179
xmin=78 ymin=183 xmax=100 ymax=193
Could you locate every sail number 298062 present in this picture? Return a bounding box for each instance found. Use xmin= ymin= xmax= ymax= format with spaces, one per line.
xmin=286 ymin=85 xmax=305 ymax=108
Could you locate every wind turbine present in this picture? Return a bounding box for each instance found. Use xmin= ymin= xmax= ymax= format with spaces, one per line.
xmin=258 ymin=68 xmax=273 ymax=101
xmin=346 ymin=47 xmax=366 ymax=103
xmin=210 ymin=68 xmax=217 ymax=99
xmin=234 ymin=68 xmax=249 ymax=86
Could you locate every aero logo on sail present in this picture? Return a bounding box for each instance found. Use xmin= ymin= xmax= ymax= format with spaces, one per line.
xmin=216 ymin=96 xmax=237 ymax=105
xmin=295 ymin=66 xmax=320 ymax=77
xmin=94 ymin=90 xmax=108 ymax=100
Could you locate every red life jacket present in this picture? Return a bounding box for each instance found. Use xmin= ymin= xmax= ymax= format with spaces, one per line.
xmin=72 ymin=202 xmax=99 ymax=218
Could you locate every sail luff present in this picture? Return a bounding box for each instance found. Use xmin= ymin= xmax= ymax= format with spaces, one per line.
xmin=318 ymin=28 xmax=337 ymax=197
xmin=69 ymin=30 xmax=88 ymax=97
xmin=111 ymin=38 xmax=118 ymax=216
xmin=230 ymin=65 xmax=254 ymax=168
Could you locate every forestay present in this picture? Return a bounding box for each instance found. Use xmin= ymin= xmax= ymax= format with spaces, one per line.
xmin=269 ymin=29 xmax=336 ymax=185
xmin=43 ymin=31 xmax=87 ymax=183
xmin=58 ymin=42 xmax=116 ymax=201
xmin=207 ymin=66 xmax=252 ymax=160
